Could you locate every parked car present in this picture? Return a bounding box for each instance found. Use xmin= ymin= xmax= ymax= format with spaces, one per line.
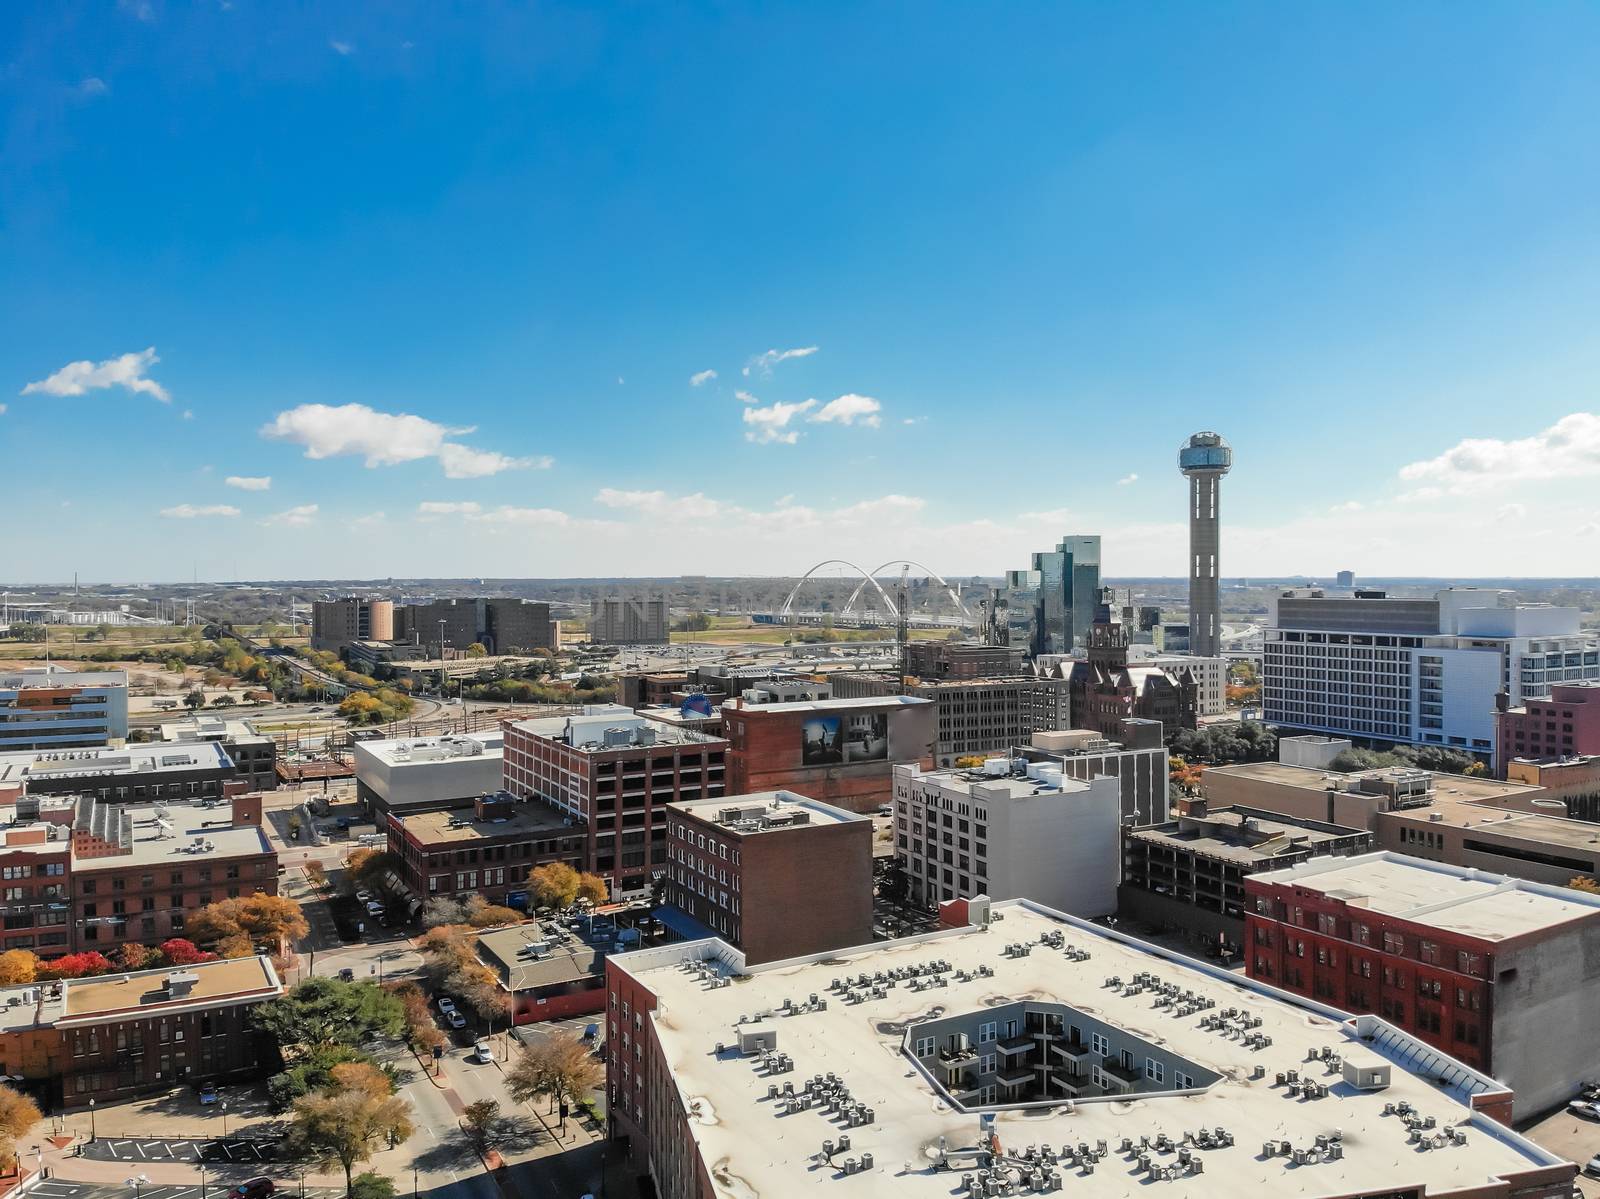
xmin=355 ymin=890 xmax=372 ymax=903
xmin=1583 ymin=1155 xmax=1600 ymax=1179
xmin=1567 ymin=1099 xmax=1600 ymax=1120
xmin=198 ymin=1083 xmax=219 ymax=1105
xmin=474 ymin=1038 xmax=494 ymax=1062
xmin=446 ymin=1010 xmax=467 ymax=1029
xmin=227 ymin=1180 xmax=276 ymax=1199
xmin=338 ymin=967 xmax=356 ymax=982
xmin=365 ymin=900 xmax=385 ymax=918
xmin=436 ymin=996 xmax=457 ymax=1014
xmin=583 ymin=1023 xmax=599 ymax=1041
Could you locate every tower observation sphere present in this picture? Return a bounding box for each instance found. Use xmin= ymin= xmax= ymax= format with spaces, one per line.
xmin=1178 ymin=432 xmax=1231 ymax=657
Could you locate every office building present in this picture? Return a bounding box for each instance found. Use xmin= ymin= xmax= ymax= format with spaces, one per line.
xmin=475 ymin=923 xmax=605 ymax=1023
xmin=1066 ymin=593 xmax=1197 ymax=739
xmin=1262 ymin=586 xmax=1600 ymax=760
xmin=310 ymin=597 xmax=394 ymax=652
xmin=0 ymin=668 xmax=128 ymax=751
xmin=1028 ymin=535 xmax=1101 ymax=655
xmin=722 ymin=694 xmax=934 ymax=813
xmin=0 ymin=814 xmax=73 ymax=958
xmin=1336 ymin=571 xmax=1356 ymax=589
xmin=995 ymin=569 xmax=1041 ymax=651
xmin=606 ymin=896 xmax=1575 ymax=1199
xmin=1247 ymin=852 xmax=1600 ymax=1115
xmin=0 ymin=741 xmax=240 ymax=803
xmin=0 ymin=955 xmax=284 ymax=1109
xmin=394 ymin=597 xmax=560 ymax=655
xmin=385 ymin=791 xmax=587 ymax=917
xmin=1118 ymin=802 xmax=1371 ymax=954
xmin=158 ymin=715 xmax=277 ymax=791
xmin=662 ymin=792 xmax=874 ymax=964
xmin=1496 ymin=680 xmax=1600 ymax=770
xmin=893 ymin=760 xmax=1122 ymax=916
xmin=502 ymin=705 xmax=728 ymax=898
xmin=829 ymin=671 xmax=1069 ymax=767
xmin=1178 ymin=431 xmax=1232 ymax=657
xmin=589 ymin=596 xmax=669 ymax=645
xmin=903 ymin=641 xmax=1027 ymax=680
xmin=353 ymin=731 xmax=505 ymax=825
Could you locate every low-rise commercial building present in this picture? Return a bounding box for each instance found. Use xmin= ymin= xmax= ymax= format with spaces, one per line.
xmin=0 ymin=667 xmax=129 ymax=751
xmin=893 ymin=761 xmax=1122 ymax=917
xmin=386 ymin=792 xmax=587 ymax=916
xmin=0 ymin=955 xmax=283 ymax=1109
xmin=1247 ymin=852 xmax=1600 ymax=1116
xmin=607 ymin=896 xmax=1575 ymax=1199
xmin=0 ymin=740 xmax=239 ymax=803
xmin=354 ymin=731 xmax=505 ymax=825
xmin=476 ymin=922 xmax=605 ymax=1023
xmin=502 ymin=706 xmax=728 ymax=898
xmin=663 ymin=792 xmax=873 ymax=965
xmin=723 ymin=694 xmax=934 ymax=813
xmin=158 ymin=715 xmax=277 ymax=791
xmin=901 ymin=641 xmax=1026 ymax=680
xmin=1118 ymin=802 xmax=1371 ymax=954
xmin=1504 ymin=754 xmax=1600 ymax=821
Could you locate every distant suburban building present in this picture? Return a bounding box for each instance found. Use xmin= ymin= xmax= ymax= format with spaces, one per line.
xmin=158 ymin=715 xmax=277 ymax=791
xmin=0 ymin=956 xmax=283 ymax=1108
xmin=310 ymin=597 xmax=394 ymax=652
xmin=502 ymin=705 xmax=727 ymax=898
xmin=663 ymin=792 xmax=873 ymax=964
xmin=1263 ymin=586 xmax=1600 ymax=760
xmin=1247 ymin=852 xmax=1600 ymax=1116
xmin=0 ymin=667 xmax=128 ymax=751
xmin=589 ymin=597 xmax=668 ymax=645
xmin=1336 ymin=570 xmax=1356 ymax=589
xmin=353 ymin=731 xmax=505 ymax=825
xmin=386 ymin=791 xmax=586 ymax=918
xmin=1118 ymin=800 xmax=1371 ymax=955
xmin=394 ymin=597 xmax=560 ymax=655
xmin=829 ymin=671 xmax=1070 ymax=766
xmin=892 ymin=759 xmax=1122 ymax=917
xmin=722 ymin=693 xmax=935 ymax=813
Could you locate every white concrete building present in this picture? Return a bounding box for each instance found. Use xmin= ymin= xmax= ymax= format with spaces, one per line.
xmin=1263 ymin=587 xmax=1600 ymax=760
xmin=892 ymin=759 xmax=1121 ymax=917
xmin=353 ymin=730 xmax=505 ymax=824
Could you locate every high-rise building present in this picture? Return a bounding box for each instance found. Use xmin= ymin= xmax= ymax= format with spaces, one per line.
xmin=1029 ymin=536 xmax=1100 ymax=654
xmin=310 ymin=597 xmax=394 ymax=652
xmin=1178 ymin=431 xmax=1232 ymax=658
xmin=589 ymin=596 xmax=669 ymax=645
xmin=1336 ymin=570 xmax=1356 ymax=589
xmin=394 ymin=597 xmax=560 ymax=655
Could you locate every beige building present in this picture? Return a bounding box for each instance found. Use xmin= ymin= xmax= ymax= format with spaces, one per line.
xmin=310 ymin=597 xmax=394 ymax=651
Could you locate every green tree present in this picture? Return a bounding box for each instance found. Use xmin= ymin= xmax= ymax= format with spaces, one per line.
xmin=183 ymin=688 xmax=206 ymax=710
xmin=465 ymin=642 xmax=488 ymax=658
xmin=348 ymin=1175 xmax=395 ymax=1199
xmin=285 ymin=1062 xmax=414 ymax=1198
xmin=253 ymin=978 xmax=405 ymax=1058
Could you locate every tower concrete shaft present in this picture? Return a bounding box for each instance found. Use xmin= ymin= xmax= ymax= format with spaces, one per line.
xmin=1178 ymin=431 xmax=1232 ymax=659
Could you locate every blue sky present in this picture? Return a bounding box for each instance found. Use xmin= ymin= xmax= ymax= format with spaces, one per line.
xmin=6 ymin=2 xmax=1600 ymax=582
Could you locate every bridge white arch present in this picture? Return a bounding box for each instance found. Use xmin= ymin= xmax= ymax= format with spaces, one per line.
xmin=779 ymin=559 xmax=903 ymax=620
xmin=840 ymin=559 xmax=972 ymax=619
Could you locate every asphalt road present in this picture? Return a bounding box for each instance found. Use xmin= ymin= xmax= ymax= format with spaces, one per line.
xmin=34 ymin=1181 xmax=344 ymax=1199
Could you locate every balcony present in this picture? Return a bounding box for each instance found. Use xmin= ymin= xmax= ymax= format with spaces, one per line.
xmin=1051 ymin=1041 xmax=1095 ymax=1064
xmin=1097 ymin=1058 xmax=1141 ymax=1090
xmin=996 ymin=1037 xmax=1033 ymax=1056
xmin=995 ymin=1066 xmax=1035 ymax=1088
xmin=938 ymin=1046 xmax=977 ymax=1069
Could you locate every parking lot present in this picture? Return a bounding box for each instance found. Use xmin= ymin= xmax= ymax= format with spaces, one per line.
xmin=1522 ymin=1106 xmax=1600 ymax=1194
xmin=78 ymin=1138 xmax=277 ymax=1164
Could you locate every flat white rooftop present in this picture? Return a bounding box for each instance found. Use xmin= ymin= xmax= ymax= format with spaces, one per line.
xmin=670 ymin=790 xmax=865 ymax=831
xmin=357 ymin=731 xmax=504 ymax=766
xmin=1251 ymin=852 xmax=1600 ymax=942
xmin=613 ymin=899 xmax=1567 ymax=1199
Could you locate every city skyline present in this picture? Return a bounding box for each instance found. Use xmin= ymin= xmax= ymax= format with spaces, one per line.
xmin=7 ymin=4 xmax=1600 ymax=580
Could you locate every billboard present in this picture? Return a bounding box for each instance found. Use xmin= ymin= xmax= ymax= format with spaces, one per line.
xmin=800 ymin=712 xmax=889 ymax=766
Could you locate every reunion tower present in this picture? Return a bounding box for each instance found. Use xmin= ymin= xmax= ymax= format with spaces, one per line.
xmin=1178 ymin=431 xmax=1232 ymax=658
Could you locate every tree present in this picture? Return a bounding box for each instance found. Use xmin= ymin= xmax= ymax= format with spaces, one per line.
xmin=157 ymin=938 xmax=215 ymax=966
xmin=39 ymin=952 xmax=112 ymax=980
xmin=422 ymin=896 xmax=474 ymax=929
xmin=285 ymin=1062 xmax=414 ymax=1198
xmin=0 ymin=951 xmax=37 ymax=987
xmin=189 ymin=894 xmax=310 ymax=956
xmin=462 ymin=1099 xmax=502 ymax=1155
xmin=114 ymin=943 xmax=155 ymax=972
xmin=575 ymin=872 xmax=609 ymax=906
xmin=465 ymin=643 xmax=488 ymax=658
xmin=1569 ymin=876 xmax=1600 ymax=895
xmin=183 ymin=688 xmax=206 ymax=710
xmin=527 ymin=862 xmax=581 ymax=910
xmin=0 ymin=1083 xmax=41 ymax=1171
xmin=253 ymin=977 xmax=405 ymax=1059
xmin=469 ymin=903 xmax=523 ymax=930
xmin=348 ymin=1174 xmax=395 ymax=1199
xmin=268 ymin=1044 xmax=370 ymax=1112
xmin=211 ymin=694 xmax=238 ymax=708
xmin=347 ymin=849 xmax=400 ymax=890
xmin=506 ymin=1035 xmax=603 ymax=1119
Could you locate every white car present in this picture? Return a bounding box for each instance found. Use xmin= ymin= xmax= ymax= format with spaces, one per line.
xmin=1567 ymin=1099 xmax=1600 ymax=1120
xmin=436 ymin=996 xmax=457 ymax=1015
xmin=474 ymin=1038 xmax=495 ymax=1062
xmin=446 ymin=1010 xmax=467 ymax=1030
xmin=1583 ymin=1155 xmax=1600 ymax=1179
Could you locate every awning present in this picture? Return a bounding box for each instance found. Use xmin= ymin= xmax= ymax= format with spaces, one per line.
xmin=653 ymin=903 xmax=718 ymax=944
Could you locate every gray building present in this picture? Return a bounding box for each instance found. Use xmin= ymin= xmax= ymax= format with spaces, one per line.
xmin=589 ymin=596 xmax=668 ymax=645
xmin=395 ymin=597 xmax=559 ymax=655
xmin=158 ymin=715 xmax=278 ymax=791
xmin=1178 ymin=431 xmax=1232 ymax=658
xmin=829 ymin=671 xmax=1071 ymax=766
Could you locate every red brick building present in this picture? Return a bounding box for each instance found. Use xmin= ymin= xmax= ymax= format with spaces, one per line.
xmin=501 ymin=706 xmax=727 ymax=898
xmin=0 ymin=819 xmax=72 ymax=958
xmin=662 ymin=791 xmax=873 ymax=964
xmin=722 ymin=694 xmax=935 ymax=813
xmin=386 ymin=792 xmax=587 ymax=915
xmin=1245 ymin=851 xmax=1600 ymax=1116
xmin=1497 ymin=680 xmax=1600 ymax=773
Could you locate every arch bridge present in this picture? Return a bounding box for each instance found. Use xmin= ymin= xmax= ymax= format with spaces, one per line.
xmin=778 ymin=559 xmax=972 ymax=621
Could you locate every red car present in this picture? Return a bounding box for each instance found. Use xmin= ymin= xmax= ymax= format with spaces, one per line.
xmin=228 ymin=1180 xmax=276 ymax=1199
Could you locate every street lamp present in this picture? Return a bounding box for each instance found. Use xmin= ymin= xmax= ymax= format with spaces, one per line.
xmin=296 ymin=1167 xmax=305 ymax=1198
xmin=127 ymin=1174 xmax=150 ymax=1199
xmin=88 ymin=1098 xmax=96 ymax=1143
xmin=411 ymin=1166 xmax=418 ymax=1199
xmin=199 ymin=1161 xmax=207 ymax=1199
xmin=220 ymin=1100 xmax=229 ymax=1137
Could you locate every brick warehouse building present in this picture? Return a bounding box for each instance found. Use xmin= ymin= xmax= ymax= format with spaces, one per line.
xmin=1245 ymin=852 xmax=1600 ymax=1116
xmin=722 ymin=694 xmax=935 ymax=813
xmin=662 ymin=792 xmax=873 ymax=964
xmin=502 ymin=705 xmax=727 ymax=898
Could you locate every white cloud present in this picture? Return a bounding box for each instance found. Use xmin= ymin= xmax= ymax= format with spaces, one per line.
xmin=471 ymin=506 xmax=574 ymax=527
xmin=0 ymin=404 xmax=7 ymax=416
xmin=1495 ymin=503 xmax=1528 ymax=522
xmin=262 ymin=504 xmax=318 ymax=527
xmin=1116 ymin=473 xmax=1139 ymax=486
xmin=1020 ymin=509 xmax=1073 ymax=525
xmin=809 ymin=394 xmax=881 ymax=428
xmin=742 ymin=346 xmax=818 ymax=377
xmin=689 ymin=369 xmax=717 ymax=387
xmin=22 ymin=347 xmax=171 ymax=403
xmin=352 ymin=511 xmax=387 ymax=526
xmin=901 ymin=416 xmax=925 ymax=426
xmin=743 ymin=398 xmax=816 ymax=445
xmin=181 ymin=408 xmax=194 ymax=420
xmin=418 ymin=501 xmax=481 ymax=517
xmin=74 ymin=77 xmax=109 ymax=99
xmin=262 ymin=403 xmax=545 ymax=478
xmin=1398 ymin=412 xmax=1600 ymax=493
xmin=832 ymin=495 xmax=924 ymax=524
xmin=735 ymin=390 xmax=759 ymax=404
xmin=595 ymin=488 xmax=722 ymax=519
xmin=118 ymin=0 xmax=154 ymax=21
xmin=1328 ymin=500 xmax=1364 ymax=513
xmin=330 ymin=39 xmax=354 ymax=55
xmin=160 ymin=504 xmax=239 ymax=519
xmin=225 ymin=475 xmax=271 ymax=492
